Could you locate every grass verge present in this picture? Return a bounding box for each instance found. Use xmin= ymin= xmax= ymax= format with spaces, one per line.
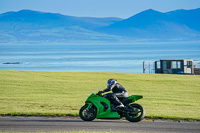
xmin=0 ymin=131 xmax=136 ymax=133
xmin=0 ymin=70 xmax=200 ymax=121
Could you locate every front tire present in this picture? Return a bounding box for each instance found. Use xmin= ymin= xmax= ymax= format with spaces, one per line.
xmin=125 ymin=103 xmax=145 ymax=122
xmin=79 ymin=104 xmax=97 ymax=121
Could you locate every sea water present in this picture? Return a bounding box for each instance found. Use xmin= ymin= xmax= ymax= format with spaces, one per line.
xmin=0 ymin=42 xmax=200 ymax=73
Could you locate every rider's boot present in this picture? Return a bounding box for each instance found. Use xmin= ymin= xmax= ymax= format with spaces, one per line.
xmin=112 ymin=94 xmax=124 ymax=108
xmin=116 ymin=103 xmax=124 ymax=108
xmin=116 ymin=98 xmax=124 ymax=108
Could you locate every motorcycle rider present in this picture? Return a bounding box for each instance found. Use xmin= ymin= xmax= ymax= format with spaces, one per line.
xmin=97 ymin=79 xmax=129 ymax=108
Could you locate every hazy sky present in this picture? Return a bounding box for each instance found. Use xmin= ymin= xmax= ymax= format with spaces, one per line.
xmin=1 ymin=0 xmax=200 ymax=18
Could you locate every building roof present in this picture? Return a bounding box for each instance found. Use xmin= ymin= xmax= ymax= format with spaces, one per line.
xmin=160 ymin=59 xmax=193 ymax=61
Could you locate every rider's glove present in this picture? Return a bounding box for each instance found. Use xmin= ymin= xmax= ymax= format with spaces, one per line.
xmin=97 ymin=91 xmax=103 ymax=95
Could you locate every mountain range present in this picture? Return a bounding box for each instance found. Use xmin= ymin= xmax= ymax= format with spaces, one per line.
xmin=0 ymin=8 xmax=200 ymax=43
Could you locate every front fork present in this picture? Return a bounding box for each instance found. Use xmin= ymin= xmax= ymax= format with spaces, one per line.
xmin=86 ymin=103 xmax=93 ymax=109
xmin=84 ymin=103 xmax=95 ymax=117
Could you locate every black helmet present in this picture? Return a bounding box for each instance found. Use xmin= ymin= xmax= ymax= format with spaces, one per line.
xmin=107 ymin=79 xmax=117 ymax=88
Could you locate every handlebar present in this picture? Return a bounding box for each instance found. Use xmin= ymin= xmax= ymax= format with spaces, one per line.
xmin=96 ymin=93 xmax=103 ymax=97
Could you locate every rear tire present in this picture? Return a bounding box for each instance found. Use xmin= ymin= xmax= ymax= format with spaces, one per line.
xmin=79 ymin=104 xmax=97 ymax=121
xmin=124 ymin=103 xmax=145 ymax=122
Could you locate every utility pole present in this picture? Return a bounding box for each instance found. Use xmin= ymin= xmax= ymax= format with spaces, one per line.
xmin=143 ymin=61 xmax=145 ymax=73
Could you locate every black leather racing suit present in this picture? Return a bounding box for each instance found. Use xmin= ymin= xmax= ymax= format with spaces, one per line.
xmin=102 ymin=83 xmax=129 ymax=106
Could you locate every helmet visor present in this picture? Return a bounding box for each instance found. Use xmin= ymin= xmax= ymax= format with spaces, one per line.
xmin=107 ymin=80 xmax=111 ymax=86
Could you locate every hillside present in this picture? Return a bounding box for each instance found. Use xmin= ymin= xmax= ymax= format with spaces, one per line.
xmin=0 ymin=10 xmax=122 ymax=42
xmin=99 ymin=8 xmax=200 ymax=40
xmin=0 ymin=8 xmax=200 ymax=43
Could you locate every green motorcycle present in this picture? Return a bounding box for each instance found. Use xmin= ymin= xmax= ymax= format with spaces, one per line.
xmin=79 ymin=89 xmax=145 ymax=122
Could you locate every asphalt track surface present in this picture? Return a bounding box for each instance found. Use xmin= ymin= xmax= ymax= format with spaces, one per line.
xmin=0 ymin=116 xmax=200 ymax=133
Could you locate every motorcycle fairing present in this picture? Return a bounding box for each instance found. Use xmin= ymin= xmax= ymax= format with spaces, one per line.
xmin=128 ymin=95 xmax=143 ymax=102
xmin=85 ymin=93 xmax=120 ymax=119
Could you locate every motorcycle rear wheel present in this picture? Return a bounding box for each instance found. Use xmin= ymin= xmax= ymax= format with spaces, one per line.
xmin=79 ymin=104 xmax=97 ymax=121
xmin=124 ymin=103 xmax=145 ymax=122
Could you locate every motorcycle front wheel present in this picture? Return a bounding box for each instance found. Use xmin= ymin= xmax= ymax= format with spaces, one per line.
xmin=124 ymin=103 xmax=145 ymax=122
xmin=79 ymin=104 xmax=97 ymax=121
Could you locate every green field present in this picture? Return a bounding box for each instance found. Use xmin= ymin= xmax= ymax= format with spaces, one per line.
xmin=0 ymin=70 xmax=200 ymax=121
